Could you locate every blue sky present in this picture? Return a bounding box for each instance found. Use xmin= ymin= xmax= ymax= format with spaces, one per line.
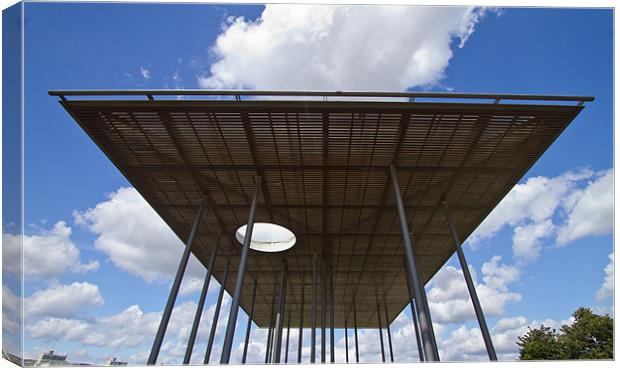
xmin=1 ymin=3 xmax=613 ymax=364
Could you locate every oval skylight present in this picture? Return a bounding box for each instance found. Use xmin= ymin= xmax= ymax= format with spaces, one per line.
xmin=235 ymin=222 xmax=296 ymax=253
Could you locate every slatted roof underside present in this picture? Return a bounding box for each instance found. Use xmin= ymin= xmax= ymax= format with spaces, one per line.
xmin=60 ymin=99 xmax=583 ymax=328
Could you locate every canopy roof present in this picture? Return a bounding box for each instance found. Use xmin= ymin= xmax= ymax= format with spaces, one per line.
xmin=50 ymin=90 xmax=592 ymax=328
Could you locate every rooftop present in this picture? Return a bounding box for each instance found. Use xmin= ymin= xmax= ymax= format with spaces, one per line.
xmin=50 ymin=90 xmax=592 ymax=328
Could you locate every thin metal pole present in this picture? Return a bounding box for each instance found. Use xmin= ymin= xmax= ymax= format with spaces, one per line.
xmin=383 ymin=303 xmax=394 ymax=363
xmin=442 ymin=199 xmax=498 ymax=361
xmin=265 ymin=295 xmax=276 ymax=364
xmin=345 ymin=320 xmax=349 ymax=363
xmin=274 ymin=261 xmax=288 ymax=363
xmin=242 ymin=279 xmax=258 ymax=364
xmin=221 ymin=176 xmax=262 ymax=364
xmin=204 ymin=258 xmax=231 ymax=364
xmin=271 ymin=310 xmax=282 ymax=363
xmin=285 ymin=311 xmax=291 ymax=363
xmin=147 ymin=198 xmax=206 ymax=365
xmin=405 ymin=263 xmax=425 ymax=362
xmin=298 ymin=277 xmax=305 ymax=363
xmin=376 ymin=301 xmax=385 ymax=363
xmin=390 ymin=165 xmax=440 ymax=361
xmin=329 ymin=266 xmax=335 ymax=363
xmin=321 ymin=259 xmax=326 ymax=363
xmin=353 ymin=304 xmax=359 ymax=363
xmin=311 ymin=255 xmax=317 ymax=363
xmin=184 ymin=236 xmax=221 ymax=364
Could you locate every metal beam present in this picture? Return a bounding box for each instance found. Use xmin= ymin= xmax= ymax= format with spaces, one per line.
xmin=298 ymin=277 xmax=305 ymax=364
xmin=390 ymin=165 xmax=440 ymax=361
xmin=321 ymin=259 xmax=327 ymax=363
xmin=273 ymin=261 xmax=288 ymax=363
xmin=204 ymin=258 xmax=231 ymax=364
xmin=184 ymin=236 xmax=221 ymax=364
xmin=311 ymin=255 xmax=317 ymax=363
xmin=345 ymin=320 xmax=349 ymax=363
xmin=285 ymin=311 xmax=291 ymax=363
xmin=405 ymin=261 xmax=425 ymax=362
xmin=376 ymin=302 xmax=385 ymax=363
xmin=265 ymin=294 xmax=276 ymax=364
xmin=241 ymin=279 xmax=257 ymax=364
xmin=443 ymin=199 xmax=497 ymax=361
xmin=384 ymin=303 xmax=394 ymax=363
xmin=50 ymin=89 xmax=595 ymax=103
xmin=330 ymin=267 xmax=335 ymax=363
xmin=220 ymin=176 xmax=261 ymax=364
xmin=354 ymin=304 xmax=359 ymax=363
xmin=147 ymin=197 xmax=206 ymax=365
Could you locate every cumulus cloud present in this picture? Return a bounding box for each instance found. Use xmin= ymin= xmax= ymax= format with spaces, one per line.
xmin=556 ymin=169 xmax=613 ymax=245
xmin=512 ymin=219 xmax=554 ymax=262
xmin=199 ymin=5 xmax=492 ymax=91
xmin=596 ymin=253 xmax=614 ymax=301
xmin=74 ymin=187 xmax=205 ymax=290
xmin=25 ymin=289 xmax=237 ymax=365
xmin=2 ymin=285 xmax=21 ymax=334
xmin=28 ymin=303 xmax=163 ymax=350
xmin=469 ymin=168 xmax=612 ymax=262
xmin=2 ymin=221 xmax=99 ymax=279
xmin=437 ymin=315 xmax=563 ymax=361
xmin=427 ymin=255 xmax=521 ymax=324
xmin=25 ymin=282 xmax=104 ymax=319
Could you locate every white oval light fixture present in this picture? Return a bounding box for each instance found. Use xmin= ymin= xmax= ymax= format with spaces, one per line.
xmin=236 ymin=222 xmax=296 ymax=253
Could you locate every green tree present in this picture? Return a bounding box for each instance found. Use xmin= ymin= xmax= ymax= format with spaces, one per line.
xmin=559 ymin=307 xmax=613 ymax=359
xmin=517 ymin=307 xmax=613 ymax=360
xmin=517 ymin=325 xmax=566 ymax=360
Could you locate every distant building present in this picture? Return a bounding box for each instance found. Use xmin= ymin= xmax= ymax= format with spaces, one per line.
xmin=34 ymin=351 xmax=68 ymax=366
xmin=106 ymin=358 xmax=128 ymax=366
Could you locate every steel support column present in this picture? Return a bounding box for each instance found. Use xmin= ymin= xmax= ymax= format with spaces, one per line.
xmin=405 ymin=263 xmax=425 ymax=362
xmin=383 ymin=303 xmax=394 ymax=363
xmin=329 ymin=266 xmax=335 ymax=363
xmin=285 ymin=311 xmax=291 ymax=363
xmin=266 ymin=295 xmax=276 ymax=364
xmin=221 ymin=176 xmax=262 ymax=364
xmin=184 ymin=236 xmax=221 ymax=364
xmin=345 ymin=320 xmax=349 ymax=363
xmin=321 ymin=259 xmax=326 ymax=363
xmin=273 ymin=261 xmax=288 ymax=363
xmin=390 ymin=165 xmax=440 ymax=361
xmin=311 ymin=255 xmax=317 ymax=363
xmin=442 ymin=199 xmax=497 ymax=361
xmin=353 ymin=304 xmax=359 ymax=363
xmin=204 ymin=258 xmax=231 ymax=364
xmin=147 ymin=197 xmax=206 ymax=365
xmin=241 ymin=279 xmax=258 ymax=364
xmin=376 ymin=302 xmax=385 ymax=363
xmin=298 ymin=277 xmax=305 ymax=363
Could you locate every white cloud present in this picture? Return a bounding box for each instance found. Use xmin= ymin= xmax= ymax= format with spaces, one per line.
xmin=27 ymin=304 xmax=160 ymax=349
xmin=74 ymin=187 xmax=205 ymax=289
xmin=427 ymin=255 xmax=521 ymax=324
xmin=556 ymin=169 xmax=613 ymax=245
xmin=512 ymin=219 xmax=554 ymax=262
xmin=25 ymin=289 xmax=236 ymax=364
xmin=471 ymin=169 xmax=592 ymax=245
xmin=25 ymin=282 xmax=104 ymax=319
xmin=2 ymin=285 xmax=21 ymax=334
xmin=596 ymin=253 xmax=614 ymax=301
xmin=2 ymin=221 xmax=99 ymax=279
xmin=199 ymin=5 xmax=492 ymax=91
xmin=140 ymin=66 xmax=151 ymax=80
xmin=469 ymin=168 xmax=612 ymax=262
